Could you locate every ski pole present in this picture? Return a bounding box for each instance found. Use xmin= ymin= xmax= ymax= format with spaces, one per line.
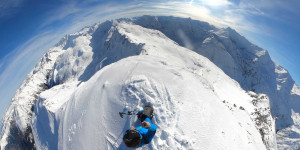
xmin=119 ymin=110 xmax=138 ymax=118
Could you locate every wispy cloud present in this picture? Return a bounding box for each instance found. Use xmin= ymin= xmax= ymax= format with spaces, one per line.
xmin=38 ymin=2 xmax=144 ymax=34
xmin=198 ymin=0 xmax=233 ymax=7
xmin=238 ymin=0 xmax=300 ymax=26
xmin=0 ymin=30 xmax=62 ymax=88
xmin=39 ymin=2 xmax=82 ymax=28
xmin=0 ymin=29 xmax=64 ymax=117
xmin=0 ymin=0 xmax=24 ymax=19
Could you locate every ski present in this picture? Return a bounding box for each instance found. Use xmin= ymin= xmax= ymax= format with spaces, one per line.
xmin=119 ymin=110 xmax=136 ymax=118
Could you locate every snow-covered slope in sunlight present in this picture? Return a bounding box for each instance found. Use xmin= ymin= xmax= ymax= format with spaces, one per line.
xmin=2 ymin=16 xmax=299 ymax=149
xmin=0 ymin=46 xmax=65 ymax=150
xmin=133 ymin=15 xmax=300 ymax=149
xmin=31 ymin=21 xmax=274 ymax=149
xmin=133 ymin=16 xmax=298 ymax=130
xmin=0 ymin=25 xmax=99 ymax=150
xmin=33 ymin=56 xmax=266 ymax=150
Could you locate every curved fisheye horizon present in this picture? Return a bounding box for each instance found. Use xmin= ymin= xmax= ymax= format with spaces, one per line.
xmin=0 ymin=0 xmax=300 ymax=126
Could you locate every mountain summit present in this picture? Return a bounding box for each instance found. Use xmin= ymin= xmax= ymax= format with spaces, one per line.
xmin=1 ymin=16 xmax=299 ymax=149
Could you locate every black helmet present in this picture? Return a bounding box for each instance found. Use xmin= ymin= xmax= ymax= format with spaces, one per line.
xmin=123 ymin=129 xmax=142 ymax=148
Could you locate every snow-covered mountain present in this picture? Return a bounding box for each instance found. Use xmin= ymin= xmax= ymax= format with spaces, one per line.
xmin=0 ymin=16 xmax=299 ymax=149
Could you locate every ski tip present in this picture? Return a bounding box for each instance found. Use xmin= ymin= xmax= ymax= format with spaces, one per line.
xmin=119 ymin=112 xmax=124 ymax=118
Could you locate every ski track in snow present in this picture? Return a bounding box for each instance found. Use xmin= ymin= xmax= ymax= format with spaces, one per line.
xmin=120 ymin=75 xmax=188 ymax=150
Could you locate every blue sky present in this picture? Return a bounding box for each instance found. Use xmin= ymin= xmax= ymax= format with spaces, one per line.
xmin=0 ymin=0 xmax=299 ymax=119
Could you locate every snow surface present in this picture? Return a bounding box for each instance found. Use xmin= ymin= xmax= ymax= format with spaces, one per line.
xmin=132 ymin=16 xmax=300 ymax=149
xmin=0 ymin=45 xmax=66 ymax=149
xmin=34 ymin=55 xmax=265 ymax=149
xmin=30 ymin=21 xmax=274 ymax=150
xmin=33 ymin=23 xmax=265 ymax=149
xmin=1 ymin=16 xmax=299 ymax=149
xmin=132 ymin=16 xmax=293 ymax=129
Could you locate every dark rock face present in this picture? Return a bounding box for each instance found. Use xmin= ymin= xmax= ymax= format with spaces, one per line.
xmin=4 ymin=120 xmax=35 ymax=150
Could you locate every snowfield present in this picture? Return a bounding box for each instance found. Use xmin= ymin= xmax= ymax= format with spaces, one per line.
xmin=1 ymin=16 xmax=299 ymax=149
xmin=33 ymin=55 xmax=265 ymax=150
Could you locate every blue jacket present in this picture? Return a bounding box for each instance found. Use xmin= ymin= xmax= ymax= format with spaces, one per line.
xmin=129 ymin=118 xmax=157 ymax=147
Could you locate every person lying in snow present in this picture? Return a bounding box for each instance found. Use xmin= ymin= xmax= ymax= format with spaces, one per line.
xmin=123 ymin=106 xmax=157 ymax=148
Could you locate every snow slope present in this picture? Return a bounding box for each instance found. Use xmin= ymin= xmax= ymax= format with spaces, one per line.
xmin=133 ymin=16 xmax=298 ymax=130
xmin=132 ymin=16 xmax=300 ymax=149
xmin=0 ymin=45 xmax=66 ymax=150
xmin=0 ymin=25 xmax=99 ymax=149
xmin=31 ymin=22 xmax=273 ymax=149
xmin=1 ymin=16 xmax=299 ymax=149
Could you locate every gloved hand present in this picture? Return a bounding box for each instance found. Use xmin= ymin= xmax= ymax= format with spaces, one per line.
xmin=141 ymin=121 xmax=150 ymax=128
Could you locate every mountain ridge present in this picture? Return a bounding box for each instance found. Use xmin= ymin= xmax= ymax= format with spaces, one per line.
xmin=132 ymin=16 xmax=299 ymax=130
xmin=0 ymin=15 xmax=299 ymax=149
